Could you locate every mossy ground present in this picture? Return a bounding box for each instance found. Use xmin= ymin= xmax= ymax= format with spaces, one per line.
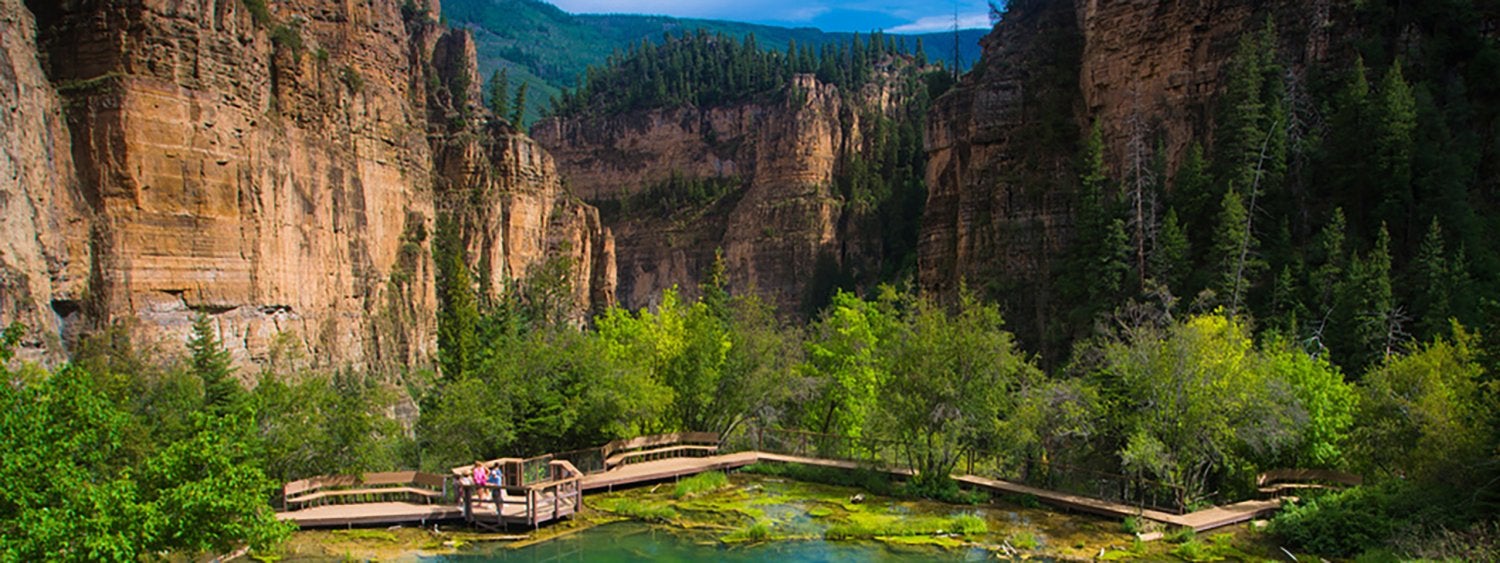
xmin=588 ymin=472 xmax=1134 ymax=559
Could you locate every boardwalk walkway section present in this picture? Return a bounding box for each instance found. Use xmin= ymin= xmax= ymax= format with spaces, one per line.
xmin=276 ymin=432 xmax=1324 ymax=535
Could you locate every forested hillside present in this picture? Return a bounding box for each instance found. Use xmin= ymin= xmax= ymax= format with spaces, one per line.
xmin=531 ymin=30 xmax=942 ymax=314
xmin=1052 ymin=10 xmax=1500 ymax=377
xmin=438 ymin=0 xmax=985 ymax=125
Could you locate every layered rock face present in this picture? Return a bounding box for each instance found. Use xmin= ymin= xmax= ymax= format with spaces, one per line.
xmin=0 ymin=0 xmax=91 ymax=364
xmin=535 ymin=73 xmax=906 ymax=314
xmin=2 ymin=0 xmax=611 ymax=371
xmin=921 ymin=0 xmax=1323 ymax=356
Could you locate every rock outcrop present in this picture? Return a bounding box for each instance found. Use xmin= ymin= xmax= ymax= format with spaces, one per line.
xmin=0 ymin=0 xmax=91 ymax=365
xmin=535 ymin=72 xmax=913 ymax=315
xmin=2 ymin=0 xmax=611 ymax=372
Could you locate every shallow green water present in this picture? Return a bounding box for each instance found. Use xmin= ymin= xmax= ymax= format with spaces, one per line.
xmin=436 ymin=521 xmax=999 ymax=562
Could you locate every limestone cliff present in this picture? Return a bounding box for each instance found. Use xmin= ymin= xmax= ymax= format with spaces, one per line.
xmin=921 ymin=0 xmax=1328 ymax=357
xmin=0 ymin=0 xmax=91 ymax=365
xmin=535 ymin=71 xmax=917 ymax=315
xmin=2 ymin=0 xmax=611 ymax=372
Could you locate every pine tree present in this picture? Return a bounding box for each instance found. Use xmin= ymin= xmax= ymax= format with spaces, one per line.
xmin=486 ymin=68 xmax=510 ymax=121
xmin=1065 ymin=122 xmax=1129 ymax=327
xmin=1373 ymin=62 xmax=1417 ymax=245
xmin=1214 ymin=33 xmax=1266 ymax=194
xmin=1150 ymin=207 xmax=1189 ymax=293
xmin=1210 ymin=189 xmax=1260 ymax=315
xmin=1311 ymin=208 xmax=1348 ymax=316
xmin=510 ymin=82 xmax=530 ymax=127
xmin=188 ymin=313 xmax=239 ymax=412
xmin=1171 ymin=143 xmax=1214 ymax=296
xmin=434 ymin=216 xmax=478 ymax=379
xmin=1412 ymin=219 xmax=1451 ymax=340
xmin=701 ymin=248 xmax=731 ymax=321
xmin=1326 ymin=58 xmax=1372 ymax=228
xmin=1334 ymin=223 xmax=1396 ymax=370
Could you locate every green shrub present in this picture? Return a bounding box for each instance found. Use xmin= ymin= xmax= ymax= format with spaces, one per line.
xmin=1165 ymin=526 xmax=1195 ymax=544
xmin=900 ymin=475 xmax=986 ymax=505
xmin=671 ymin=471 xmax=729 ymax=499
xmin=1009 ymin=530 xmax=1039 ymax=550
xmin=949 ymin=513 xmax=988 ymax=535
xmin=1266 ymin=483 xmax=1416 ymax=558
xmin=242 ymin=0 xmax=272 ymax=26
xmin=341 ymin=66 xmax=364 ymax=93
xmin=271 ymin=24 xmax=303 ymax=53
xmin=1171 ymin=539 xmax=1220 ymax=562
xmin=722 ymin=520 xmax=775 ymax=543
xmin=1122 ymin=515 xmax=1143 ymax=534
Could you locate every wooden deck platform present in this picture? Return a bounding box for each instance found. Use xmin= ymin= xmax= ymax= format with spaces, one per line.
xmin=277 ymin=450 xmax=1288 ymax=534
xmin=276 ymin=501 xmax=464 ymax=527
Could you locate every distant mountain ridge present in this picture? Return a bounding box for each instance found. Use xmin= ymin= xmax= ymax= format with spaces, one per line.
xmin=440 ymin=0 xmax=989 ymax=124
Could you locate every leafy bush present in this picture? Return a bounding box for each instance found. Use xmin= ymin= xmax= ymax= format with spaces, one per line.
xmin=1008 ymin=530 xmax=1039 ymax=550
xmin=1171 ymin=539 xmax=1219 ymax=562
xmin=901 ymin=475 xmax=987 ymax=505
xmin=270 ymin=24 xmax=303 ymax=53
xmin=1122 ymin=515 xmax=1143 ymax=534
xmin=1270 ymin=483 xmax=1401 ymax=557
xmin=949 ymin=513 xmax=988 ymax=535
xmin=1164 ymin=526 xmax=1195 ymax=544
xmin=341 ymin=66 xmax=364 ymax=93
xmin=671 ymin=471 xmax=729 ymax=499
xmin=242 ymin=0 xmax=271 ymax=26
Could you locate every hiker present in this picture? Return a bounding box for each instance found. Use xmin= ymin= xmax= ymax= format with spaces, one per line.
xmin=472 ymin=462 xmax=489 ymax=502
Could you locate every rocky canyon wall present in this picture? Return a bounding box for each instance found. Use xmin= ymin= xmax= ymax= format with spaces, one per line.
xmin=1 ymin=0 xmax=611 ymax=373
xmin=921 ymin=0 xmax=1328 ymax=357
xmin=535 ymin=72 xmax=912 ymax=315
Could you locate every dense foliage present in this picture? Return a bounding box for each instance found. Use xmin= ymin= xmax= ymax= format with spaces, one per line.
xmin=0 ymin=321 xmax=294 ymax=560
xmin=547 ymin=29 xmax=928 ymax=118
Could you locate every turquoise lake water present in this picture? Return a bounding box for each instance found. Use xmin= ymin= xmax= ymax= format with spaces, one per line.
xmin=436 ymin=522 xmax=1000 ymax=562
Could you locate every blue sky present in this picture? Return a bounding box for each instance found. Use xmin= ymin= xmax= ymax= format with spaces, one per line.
xmin=547 ymin=1 xmax=997 ymax=33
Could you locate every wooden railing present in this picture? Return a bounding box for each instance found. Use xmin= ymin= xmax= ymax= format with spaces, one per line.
xmin=731 ymin=426 xmax=1191 ymax=513
xmin=1255 ymin=468 xmax=1363 ymax=497
xmin=456 ymin=459 xmax=583 ymax=527
xmin=280 ymin=471 xmax=452 ymax=510
xmin=730 ymin=427 xmax=907 ymax=470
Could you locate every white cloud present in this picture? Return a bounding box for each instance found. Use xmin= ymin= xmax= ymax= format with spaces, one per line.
xmin=885 ymin=12 xmax=990 ymax=33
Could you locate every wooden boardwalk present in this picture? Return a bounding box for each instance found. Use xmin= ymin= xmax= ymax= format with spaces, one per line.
xmin=277 ymin=450 xmax=1286 ymax=535
xmin=275 ymin=501 xmax=463 ymax=527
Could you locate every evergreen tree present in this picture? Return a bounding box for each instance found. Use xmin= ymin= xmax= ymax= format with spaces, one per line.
xmin=1373 ymin=62 xmax=1417 ymax=245
xmin=486 ymin=68 xmax=510 ymax=121
xmin=1064 ymin=122 xmax=1129 ymax=329
xmin=1334 ymin=224 xmax=1397 ymax=370
xmin=1310 ymin=208 xmax=1349 ymax=317
xmin=435 ymin=216 xmax=479 ymax=379
xmin=1150 ymin=207 xmax=1189 ymax=293
xmin=1324 ymin=58 xmax=1373 ymax=230
xmin=510 ymin=82 xmax=530 ymax=127
xmin=1209 ymin=189 xmax=1261 ymax=315
xmin=1412 ymin=219 xmax=1451 ymax=340
xmin=188 ymin=313 xmax=239 ymax=412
